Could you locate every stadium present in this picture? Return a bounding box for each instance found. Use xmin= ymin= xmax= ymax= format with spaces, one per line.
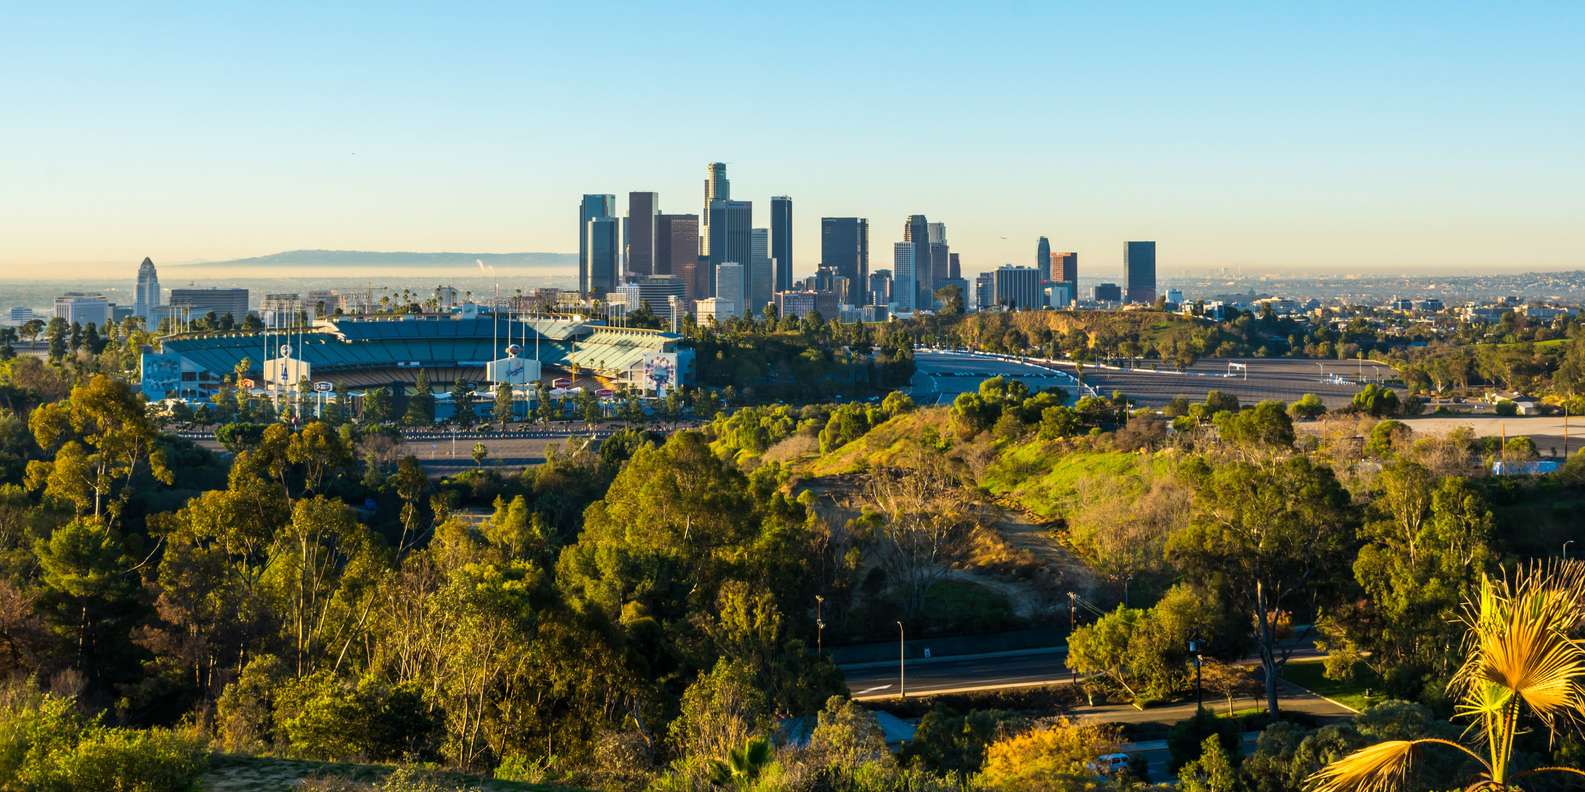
xmin=138 ymin=310 xmax=690 ymax=414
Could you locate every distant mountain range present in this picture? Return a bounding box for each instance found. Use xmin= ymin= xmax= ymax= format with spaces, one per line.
xmin=171 ymin=249 xmax=575 ymax=269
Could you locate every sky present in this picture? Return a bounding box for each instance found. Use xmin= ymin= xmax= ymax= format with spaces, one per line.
xmin=1 ymin=2 xmax=1582 ymax=281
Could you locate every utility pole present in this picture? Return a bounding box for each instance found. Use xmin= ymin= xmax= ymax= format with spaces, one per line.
xmin=896 ymin=621 xmax=906 ymax=700
xmin=1190 ymin=640 xmax=1203 ymax=713
xmin=1068 ymin=592 xmax=1078 ymax=685
xmin=815 ymin=595 xmax=825 ymax=656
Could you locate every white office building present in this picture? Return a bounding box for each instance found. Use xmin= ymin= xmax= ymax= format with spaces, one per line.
xmin=54 ymin=293 xmax=113 ymax=328
xmin=715 ymin=262 xmax=747 ymax=317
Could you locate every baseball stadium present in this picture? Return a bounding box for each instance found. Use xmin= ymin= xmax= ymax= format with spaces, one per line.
xmin=138 ymin=311 xmax=690 ymax=405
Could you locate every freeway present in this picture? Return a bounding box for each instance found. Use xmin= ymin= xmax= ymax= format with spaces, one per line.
xmin=843 ymin=648 xmax=1070 ymax=700
xmin=910 ymin=349 xmax=1090 ymax=406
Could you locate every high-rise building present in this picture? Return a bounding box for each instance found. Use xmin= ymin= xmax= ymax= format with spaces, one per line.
xmin=948 ymin=252 xmax=961 ymax=281
xmin=715 ymin=262 xmax=746 ymax=317
xmin=579 ymin=194 xmax=616 ymax=294
xmin=134 ymin=257 xmax=160 ymax=321
xmin=749 ymin=228 xmax=772 ymax=314
xmin=626 ymin=192 xmax=658 ymax=279
xmin=54 ymin=293 xmax=112 ymax=328
xmin=926 ymin=222 xmax=949 ymax=296
xmin=820 ymin=218 xmax=869 ymax=304
xmin=1037 ymin=237 xmax=1052 ymax=282
xmin=623 ymin=275 xmax=686 ymax=321
xmin=168 ymin=288 xmax=249 ymax=322
xmin=770 ymin=196 xmax=793 ymax=292
xmin=1053 ymin=251 xmax=1078 ymax=308
xmin=901 ymin=215 xmax=930 ymax=310
xmin=867 ymin=269 xmax=892 ymax=306
xmin=992 ymin=266 xmax=1042 ymax=310
xmin=584 ymin=217 xmax=620 ymax=296
xmin=701 ymin=163 xmax=730 ymax=257
xmin=1093 ymin=282 xmax=1123 ymax=303
xmin=1125 ymin=241 xmax=1157 ymax=304
xmin=707 ymin=199 xmax=752 ymax=297
xmin=655 ymin=213 xmax=700 ymax=298
xmin=892 ymin=241 xmax=917 ymax=313
xmin=975 ymin=272 xmax=995 ymax=309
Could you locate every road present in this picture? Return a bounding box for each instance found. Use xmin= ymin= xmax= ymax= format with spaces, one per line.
xmin=844 ymin=649 xmax=1070 ymax=699
xmin=1059 ymin=357 xmax=1397 ymax=408
xmin=910 ymin=349 xmax=1089 ymax=406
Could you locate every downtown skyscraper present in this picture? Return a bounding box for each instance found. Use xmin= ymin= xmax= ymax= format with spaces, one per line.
xmin=820 ymin=217 xmax=869 ymax=306
xmin=1125 ymin=241 xmax=1157 ymax=304
xmin=898 ymin=215 xmax=930 ymax=311
xmin=1036 ymin=236 xmax=1052 ymax=282
xmin=750 ymin=228 xmax=772 ymax=313
xmin=770 ymin=196 xmax=793 ymax=293
xmin=134 ymin=257 xmax=160 ymax=321
xmin=655 ymin=213 xmax=699 ymax=298
xmin=579 ymin=194 xmax=616 ymax=295
xmin=707 ymin=198 xmax=752 ymax=298
xmin=700 ymin=162 xmax=729 ymax=258
xmin=626 ymin=192 xmax=658 ymax=278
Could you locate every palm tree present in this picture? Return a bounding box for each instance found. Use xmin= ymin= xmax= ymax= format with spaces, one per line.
xmin=1308 ymin=560 xmax=1585 ymax=791
xmin=709 ymin=736 xmax=772 ymax=789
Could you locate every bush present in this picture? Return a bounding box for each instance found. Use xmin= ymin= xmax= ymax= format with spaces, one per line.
xmin=1494 ymin=400 xmax=1518 ymax=417
xmin=1288 ymin=393 xmax=1327 ymax=420
xmin=0 ymin=689 xmax=207 ymax=792
xmin=1167 ymin=709 xmax=1240 ymax=771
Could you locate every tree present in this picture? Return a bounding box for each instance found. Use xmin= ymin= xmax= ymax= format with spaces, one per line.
xmin=451 ymin=380 xmax=477 ymax=427
xmin=1310 ymin=561 xmax=1585 ymax=791
xmin=404 ymin=370 xmax=436 ymax=426
xmin=1180 ymin=735 xmax=1240 ymax=792
xmin=470 ymin=442 xmax=487 ymax=467
xmin=973 ymin=719 xmax=1122 ymax=791
xmin=1289 ymin=393 xmax=1328 ymax=420
xmin=493 ymin=383 xmax=514 ymax=429
xmin=669 ymin=658 xmax=770 ymax=764
xmin=1168 ymin=457 xmax=1355 ymax=716
xmin=261 ymin=496 xmax=382 ymax=676
xmin=1352 ymin=384 xmax=1400 ymax=417
xmin=285 ymin=421 xmax=353 ymax=494
xmin=26 ymin=374 xmax=173 ymax=521
xmin=33 ymin=518 xmax=145 ymax=687
xmin=362 ymin=386 xmax=394 ymax=424
xmin=862 ymin=457 xmax=970 ymax=617
xmin=1214 ymin=400 xmax=1295 ymax=449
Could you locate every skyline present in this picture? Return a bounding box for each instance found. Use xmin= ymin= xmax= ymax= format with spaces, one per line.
xmin=3 ymin=4 xmax=1583 ymax=279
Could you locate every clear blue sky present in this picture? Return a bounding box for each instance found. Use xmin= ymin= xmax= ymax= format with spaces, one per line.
xmin=2 ymin=2 xmax=1581 ymax=279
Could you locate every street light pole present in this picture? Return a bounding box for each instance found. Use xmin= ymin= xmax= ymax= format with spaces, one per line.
xmin=1190 ymin=640 xmax=1203 ymax=713
xmin=897 ymin=621 xmax=906 ymax=700
xmin=1566 ymin=540 xmax=1575 ymax=559
xmin=815 ymin=595 xmax=825 ymax=656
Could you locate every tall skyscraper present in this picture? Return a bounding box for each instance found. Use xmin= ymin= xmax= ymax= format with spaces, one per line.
xmin=655 ymin=213 xmax=699 ymax=298
xmin=579 ymin=194 xmax=616 ymax=295
xmin=626 ymin=192 xmax=658 ymax=279
xmin=701 ymin=163 xmax=729 ymax=257
xmin=715 ymin=262 xmax=746 ymax=316
xmin=134 ymin=257 xmax=160 ymax=321
xmin=902 ymin=215 xmax=930 ymax=310
xmin=707 ymin=199 xmax=752 ymax=297
xmin=749 ymin=228 xmax=772 ymax=313
xmin=1036 ymin=237 xmax=1052 ymax=282
xmin=948 ymin=252 xmax=961 ymax=281
xmin=892 ymin=241 xmax=917 ymax=313
xmin=1125 ymin=241 xmax=1157 ymax=304
xmin=1052 ymin=250 xmax=1077 ymax=305
xmin=770 ymin=196 xmax=793 ymax=292
xmin=820 ymin=218 xmax=869 ymax=305
xmin=585 ymin=217 xmax=620 ymax=296
xmin=927 ymin=222 xmax=950 ymax=301
xmin=867 ymin=269 xmax=892 ymax=306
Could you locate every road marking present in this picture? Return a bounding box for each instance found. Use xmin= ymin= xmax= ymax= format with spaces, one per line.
xmin=855 ymin=684 xmax=893 ymax=696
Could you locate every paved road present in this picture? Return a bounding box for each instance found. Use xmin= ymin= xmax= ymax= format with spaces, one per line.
xmin=844 ymin=649 xmax=1070 ymax=699
xmin=1061 ymin=357 xmax=1397 ymax=408
xmin=911 ymin=349 xmax=1089 ymax=406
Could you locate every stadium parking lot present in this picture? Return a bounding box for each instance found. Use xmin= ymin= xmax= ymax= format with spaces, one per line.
xmin=1053 ymin=356 xmax=1397 ymax=408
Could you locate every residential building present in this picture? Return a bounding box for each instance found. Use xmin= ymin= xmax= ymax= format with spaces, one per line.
xmin=578 ymin=194 xmax=616 ymax=294
xmin=134 ymin=257 xmax=160 ymax=321
xmin=820 ymin=217 xmax=869 ymax=304
xmin=626 ymin=192 xmax=658 ymax=278
xmin=168 ymin=288 xmax=249 ymax=322
xmin=54 ymin=293 xmax=112 ymax=328
xmin=1124 ymin=241 xmax=1157 ymax=304
xmin=584 ymin=216 xmax=620 ymax=296
xmin=992 ymin=266 xmax=1042 ymax=310
xmin=771 ymin=196 xmax=793 ymax=292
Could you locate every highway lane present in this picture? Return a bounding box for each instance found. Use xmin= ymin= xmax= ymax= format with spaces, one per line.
xmin=910 ymin=349 xmax=1087 ymax=406
xmin=843 ymin=650 xmax=1072 ymax=699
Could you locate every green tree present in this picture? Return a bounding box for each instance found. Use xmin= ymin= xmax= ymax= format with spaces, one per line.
xmin=262 ymin=496 xmax=382 ymax=676
xmin=285 ymin=421 xmax=353 ymax=494
xmin=493 ymin=383 xmax=514 ymax=428
xmin=362 ymin=386 xmax=394 ymax=424
xmin=1288 ymin=393 xmax=1327 ymax=420
xmin=470 ymin=441 xmax=487 ymax=467
xmin=404 ymin=370 xmax=436 ymax=426
xmin=1168 ymin=457 xmax=1355 ymax=715
xmin=26 ymin=374 xmax=173 ymax=521
xmin=450 ymin=380 xmax=477 ymax=427
xmin=34 ymin=519 xmax=144 ymax=686
xmin=1180 ymin=734 xmax=1240 ymax=792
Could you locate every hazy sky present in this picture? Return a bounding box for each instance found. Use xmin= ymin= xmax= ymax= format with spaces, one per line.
xmin=2 ymin=3 xmax=1581 ymax=280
